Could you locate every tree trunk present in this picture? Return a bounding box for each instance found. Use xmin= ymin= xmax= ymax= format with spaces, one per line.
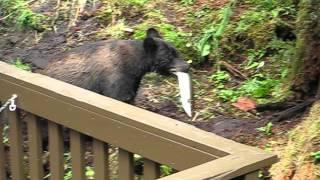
xmin=291 ymin=0 xmax=320 ymax=99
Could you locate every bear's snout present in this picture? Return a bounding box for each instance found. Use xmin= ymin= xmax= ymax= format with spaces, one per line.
xmin=169 ymin=59 xmax=189 ymax=73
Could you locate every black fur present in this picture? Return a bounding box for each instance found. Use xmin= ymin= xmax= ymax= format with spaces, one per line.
xmin=42 ymin=28 xmax=189 ymax=103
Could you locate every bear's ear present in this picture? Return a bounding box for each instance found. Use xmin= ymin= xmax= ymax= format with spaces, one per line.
xmin=143 ymin=37 xmax=158 ymax=54
xmin=146 ymin=28 xmax=162 ymax=38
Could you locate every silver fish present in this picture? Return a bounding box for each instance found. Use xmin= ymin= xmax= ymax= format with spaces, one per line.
xmin=174 ymin=72 xmax=193 ymax=117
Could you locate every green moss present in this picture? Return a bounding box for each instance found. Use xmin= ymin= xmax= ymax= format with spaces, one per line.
xmin=289 ymin=0 xmax=317 ymax=84
xmin=270 ymin=101 xmax=320 ymax=177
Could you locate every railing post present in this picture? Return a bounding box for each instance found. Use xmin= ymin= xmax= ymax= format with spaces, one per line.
xmin=27 ymin=114 xmax=44 ymax=180
xmin=8 ymin=109 xmax=24 ymax=180
xmin=144 ymin=158 xmax=160 ymax=180
xmin=0 ymin=105 xmax=6 ymax=180
xmin=93 ymin=139 xmax=109 ymax=180
xmin=49 ymin=122 xmax=64 ymax=180
xmin=70 ymin=130 xmax=86 ymax=180
xmin=119 ymin=148 xmax=134 ymax=180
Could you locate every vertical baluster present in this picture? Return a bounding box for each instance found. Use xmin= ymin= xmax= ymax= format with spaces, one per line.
xmin=27 ymin=114 xmax=43 ymax=180
xmin=93 ymin=139 xmax=109 ymax=180
xmin=0 ymin=107 xmax=6 ymax=180
xmin=118 ymin=148 xmax=134 ymax=180
xmin=70 ymin=130 xmax=85 ymax=180
xmin=49 ymin=122 xmax=64 ymax=180
xmin=144 ymin=159 xmax=160 ymax=180
xmin=8 ymin=110 xmax=24 ymax=180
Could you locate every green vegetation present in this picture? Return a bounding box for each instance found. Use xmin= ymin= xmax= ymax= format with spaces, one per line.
xmin=270 ymin=102 xmax=320 ymax=178
xmin=256 ymin=122 xmax=273 ymax=136
xmin=0 ymin=0 xmax=48 ymax=30
xmin=160 ymin=165 xmax=174 ymax=176
xmin=2 ymin=125 xmax=9 ymax=145
xmin=134 ymin=23 xmax=191 ymax=56
xmin=196 ymin=1 xmax=235 ymax=61
xmin=180 ymin=0 xmax=194 ymax=6
xmin=311 ymin=151 xmax=320 ymax=162
xmin=63 ymin=153 xmax=72 ymax=180
xmin=12 ymin=58 xmax=31 ymax=71
xmin=212 ymin=73 xmax=280 ymax=102
xmin=95 ymin=0 xmax=297 ymax=105
xmin=46 ymin=153 xmax=95 ymax=180
xmin=85 ymin=166 xmax=95 ymax=180
xmin=0 ymin=0 xmax=298 ymax=105
xmin=117 ymin=0 xmax=149 ymax=6
xmin=187 ymin=0 xmax=296 ymax=103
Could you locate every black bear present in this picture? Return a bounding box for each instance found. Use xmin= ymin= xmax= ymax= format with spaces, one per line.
xmin=41 ymin=28 xmax=189 ymax=103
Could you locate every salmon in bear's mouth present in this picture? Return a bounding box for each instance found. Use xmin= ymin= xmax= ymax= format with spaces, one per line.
xmin=174 ymin=72 xmax=192 ymax=117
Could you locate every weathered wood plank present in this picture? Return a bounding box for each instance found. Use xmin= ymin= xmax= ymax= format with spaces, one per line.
xmin=119 ymin=149 xmax=134 ymax=180
xmin=93 ymin=139 xmax=109 ymax=180
xmin=49 ymin=122 xmax=64 ymax=180
xmin=8 ymin=110 xmax=24 ymax=180
xmin=160 ymin=154 xmax=276 ymax=180
xmin=0 ymin=73 xmax=220 ymax=170
xmin=144 ymin=159 xmax=160 ymax=180
xmin=70 ymin=130 xmax=86 ymax=180
xmin=27 ymin=114 xmax=43 ymax=180
xmin=0 ymin=62 xmax=278 ymax=177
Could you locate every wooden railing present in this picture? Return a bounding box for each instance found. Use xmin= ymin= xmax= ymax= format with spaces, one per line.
xmin=0 ymin=61 xmax=277 ymax=180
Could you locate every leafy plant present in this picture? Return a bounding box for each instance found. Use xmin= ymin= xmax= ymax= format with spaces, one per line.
xmin=196 ymin=26 xmax=215 ymax=57
xmin=196 ymin=3 xmax=234 ymax=58
xmin=2 ymin=125 xmax=9 ymax=145
xmin=311 ymin=151 xmax=320 ymax=162
xmin=160 ymin=165 xmax=173 ymax=176
xmin=239 ymin=77 xmax=279 ymax=98
xmin=64 ymin=171 xmax=72 ymax=180
xmin=256 ymin=122 xmax=273 ymax=136
xmin=217 ymin=89 xmax=239 ymax=102
xmin=245 ymin=49 xmax=266 ymax=70
xmin=0 ymin=0 xmax=48 ymax=30
xmin=215 ymin=74 xmax=279 ymax=102
xmin=64 ymin=153 xmax=72 ymax=180
xmin=12 ymin=58 xmax=31 ymax=71
xmin=210 ymin=71 xmax=231 ymax=83
xmin=193 ymin=6 xmax=212 ymax=18
xmin=85 ymin=166 xmax=95 ymax=179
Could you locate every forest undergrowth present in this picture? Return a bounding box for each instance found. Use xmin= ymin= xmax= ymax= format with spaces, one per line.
xmin=0 ymin=0 xmax=319 ymax=179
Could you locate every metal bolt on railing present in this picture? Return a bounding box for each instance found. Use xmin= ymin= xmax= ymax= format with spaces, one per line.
xmin=0 ymin=94 xmax=18 ymax=113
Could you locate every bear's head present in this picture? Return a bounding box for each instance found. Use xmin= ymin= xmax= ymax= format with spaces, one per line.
xmin=143 ymin=28 xmax=189 ymax=75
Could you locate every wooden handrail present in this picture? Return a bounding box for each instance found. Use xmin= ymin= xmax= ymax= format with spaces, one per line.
xmin=0 ymin=61 xmax=277 ymax=179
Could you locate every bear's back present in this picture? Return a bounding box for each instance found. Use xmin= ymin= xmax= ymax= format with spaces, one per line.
xmin=40 ymin=40 xmax=145 ymax=94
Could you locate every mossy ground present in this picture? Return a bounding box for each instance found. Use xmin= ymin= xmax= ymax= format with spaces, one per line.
xmin=269 ymin=102 xmax=320 ymax=179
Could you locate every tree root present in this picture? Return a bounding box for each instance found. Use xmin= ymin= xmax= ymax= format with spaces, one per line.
xmin=258 ymin=99 xmax=316 ymax=122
